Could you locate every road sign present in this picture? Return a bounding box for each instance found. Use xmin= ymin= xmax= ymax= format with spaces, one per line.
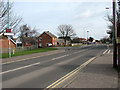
xmin=4 ymin=33 xmax=14 ymax=36
xmin=6 ymin=28 xmax=11 ymax=33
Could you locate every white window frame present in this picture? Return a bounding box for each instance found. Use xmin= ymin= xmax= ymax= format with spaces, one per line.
xmin=40 ymin=37 xmax=42 ymax=41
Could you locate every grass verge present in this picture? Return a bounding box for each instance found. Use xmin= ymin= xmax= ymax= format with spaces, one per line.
xmin=0 ymin=48 xmax=57 ymax=58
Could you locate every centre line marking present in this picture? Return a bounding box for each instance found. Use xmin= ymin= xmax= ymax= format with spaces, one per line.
xmin=0 ymin=62 xmax=40 ymax=75
xmin=73 ymin=49 xmax=87 ymax=54
xmin=51 ymin=55 xmax=69 ymax=61
xmin=45 ymin=57 xmax=96 ymax=89
xmin=2 ymin=51 xmax=64 ymax=65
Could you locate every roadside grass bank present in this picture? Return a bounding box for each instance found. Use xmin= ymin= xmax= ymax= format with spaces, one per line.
xmin=0 ymin=48 xmax=57 ymax=58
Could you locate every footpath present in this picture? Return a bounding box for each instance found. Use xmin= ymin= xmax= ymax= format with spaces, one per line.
xmin=62 ymin=52 xmax=119 ymax=89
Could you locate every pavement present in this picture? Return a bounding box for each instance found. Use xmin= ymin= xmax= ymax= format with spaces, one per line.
xmin=59 ymin=50 xmax=118 ymax=89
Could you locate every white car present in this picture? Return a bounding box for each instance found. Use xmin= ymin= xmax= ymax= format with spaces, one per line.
xmin=48 ymin=43 xmax=52 ymax=47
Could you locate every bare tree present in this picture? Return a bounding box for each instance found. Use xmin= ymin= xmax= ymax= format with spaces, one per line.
xmin=19 ymin=24 xmax=39 ymax=46
xmin=88 ymin=37 xmax=94 ymax=42
xmin=105 ymin=0 xmax=120 ymax=39
xmin=0 ymin=0 xmax=22 ymax=35
xmin=100 ymin=36 xmax=110 ymax=43
xmin=106 ymin=14 xmax=113 ymax=31
xmin=57 ymin=24 xmax=76 ymax=46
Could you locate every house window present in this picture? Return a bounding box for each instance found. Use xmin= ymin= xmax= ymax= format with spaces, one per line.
xmin=39 ymin=43 xmax=42 ymax=47
xmin=40 ymin=37 xmax=42 ymax=41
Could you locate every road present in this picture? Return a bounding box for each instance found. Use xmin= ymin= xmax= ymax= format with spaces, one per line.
xmin=2 ymin=44 xmax=112 ymax=88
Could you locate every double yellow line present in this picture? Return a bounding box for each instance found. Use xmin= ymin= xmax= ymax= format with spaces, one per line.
xmin=45 ymin=57 xmax=96 ymax=89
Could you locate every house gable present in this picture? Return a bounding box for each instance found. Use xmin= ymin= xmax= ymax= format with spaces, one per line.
xmin=38 ymin=31 xmax=57 ymax=47
xmin=0 ymin=34 xmax=16 ymax=47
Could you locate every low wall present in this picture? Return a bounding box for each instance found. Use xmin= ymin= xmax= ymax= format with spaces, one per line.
xmin=71 ymin=43 xmax=82 ymax=46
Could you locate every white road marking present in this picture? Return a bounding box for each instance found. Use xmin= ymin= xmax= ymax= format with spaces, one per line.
xmin=51 ymin=55 xmax=69 ymax=61
xmin=2 ymin=50 xmax=65 ymax=65
xmin=73 ymin=49 xmax=87 ymax=54
xmin=0 ymin=62 xmax=40 ymax=75
xmin=107 ymin=50 xmax=111 ymax=54
xmin=0 ymin=48 xmax=93 ymax=75
xmin=103 ymin=49 xmax=108 ymax=54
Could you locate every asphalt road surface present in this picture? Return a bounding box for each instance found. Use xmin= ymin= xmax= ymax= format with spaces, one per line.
xmin=2 ymin=44 xmax=112 ymax=88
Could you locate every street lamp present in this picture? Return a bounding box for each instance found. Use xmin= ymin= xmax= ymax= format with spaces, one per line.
xmin=87 ymin=31 xmax=89 ymax=40
xmin=7 ymin=0 xmax=11 ymax=58
xmin=87 ymin=31 xmax=89 ymax=45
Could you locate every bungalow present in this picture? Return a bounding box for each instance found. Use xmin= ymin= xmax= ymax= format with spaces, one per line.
xmin=0 ymin=33 xmax=16 ymax=53
xmin=38 ymin=31 xmax=57 ymax=47
xmin=57 ymin=39 xmax=71 ymax=46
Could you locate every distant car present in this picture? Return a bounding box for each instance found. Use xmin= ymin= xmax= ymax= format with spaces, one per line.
xmin=26 ymin=44 xmax=32 ymax=46
xmin=106 ymin=42 xmax=109 ymax=44
xmin=47 ymin=43 xmax=52 ymax=47
xmin=92 ymin=42 xmax=96 ymax=44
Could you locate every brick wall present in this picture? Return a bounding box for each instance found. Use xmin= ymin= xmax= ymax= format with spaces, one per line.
xmin=0 ymin=38 xmax=16 ymax=53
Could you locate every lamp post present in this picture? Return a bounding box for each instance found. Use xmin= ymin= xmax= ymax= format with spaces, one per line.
xmin=117 ymin=0 xmax=120 ymax=68
xmin=87 ymin=31 xmax=89 ymax=40
xmin=105 ymin=0 xmax=117 ymax=68
xmin=7 ymin=0 xmax=11 ymax=58
xmin=113 ymin=0 xmax=117 ymax=68
xmin=87 ymin=31 xmax=89 ymax=45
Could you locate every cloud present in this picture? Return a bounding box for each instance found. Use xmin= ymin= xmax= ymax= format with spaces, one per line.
xmin=74 ymin=7 xmax=106 ymax=20
xmin=74 ymin=10 xmax=92 ymax=19
xmin=12 ymin=1 xmax=110 ymax=40
xmin=10 ymin=0 xmax=112 ymax=2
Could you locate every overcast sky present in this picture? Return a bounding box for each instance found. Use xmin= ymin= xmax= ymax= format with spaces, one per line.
xmin=11 ymin=0 xmax=112 ymax=40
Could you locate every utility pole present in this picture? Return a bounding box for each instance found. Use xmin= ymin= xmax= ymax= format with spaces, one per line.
xmin=7 ymin=0 xmax=11 ymax=58
xmin=113 ymin=0 xmax=117 ymax=68
xmin=117 ymin=0 xmax=120 ymax=68
xmin=87 ymin=31 xmax=89 ymax=45
xmin=87 ymin=31 xmax=89 ymax=40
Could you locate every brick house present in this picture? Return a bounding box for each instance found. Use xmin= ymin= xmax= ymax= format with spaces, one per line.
xmin=38 ymin=31 xmax=57 ymax=47
xmin=0 ymin=33 xmax=16 ymax=53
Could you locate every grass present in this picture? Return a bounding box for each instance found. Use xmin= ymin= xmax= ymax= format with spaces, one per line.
xmin=0 ymin=48 xmax=57 ymax=58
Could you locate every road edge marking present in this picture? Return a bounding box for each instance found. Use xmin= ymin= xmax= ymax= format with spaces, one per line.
xmin=45 ymin=57 xmax=96 ymax=89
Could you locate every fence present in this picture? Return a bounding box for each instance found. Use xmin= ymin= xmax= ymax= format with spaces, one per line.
xmin=0 ymin=45 xmax=38 ymax=54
